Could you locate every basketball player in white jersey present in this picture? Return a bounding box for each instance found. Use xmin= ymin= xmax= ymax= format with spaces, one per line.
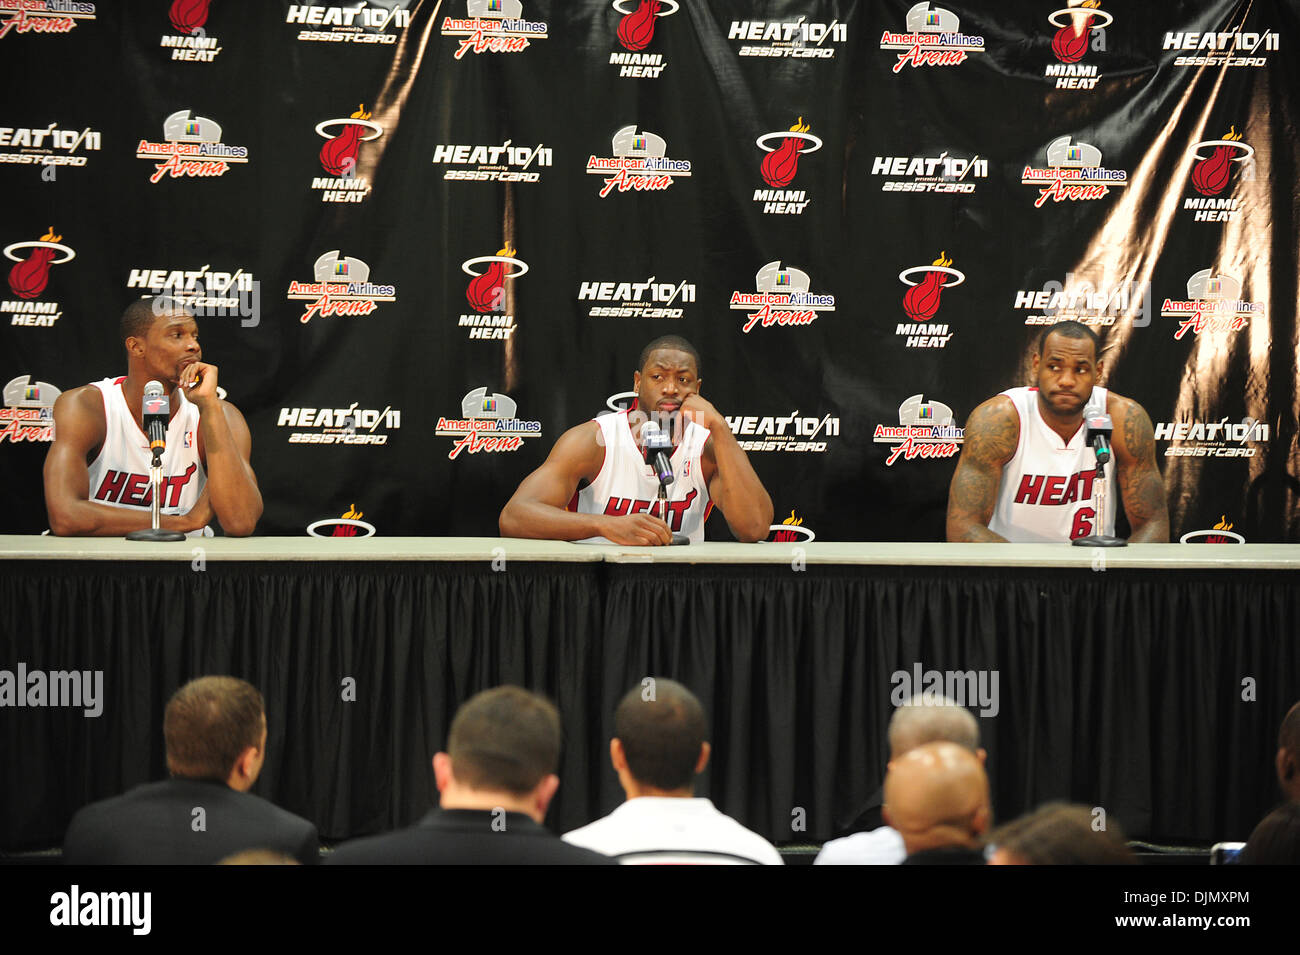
xmin=43 ymin=296 xmax=262 ymax=536
xmin=946 ymin=321 xmax=1168 ymax=543
xmin=499 ymin=336 xmax=772 ymax=545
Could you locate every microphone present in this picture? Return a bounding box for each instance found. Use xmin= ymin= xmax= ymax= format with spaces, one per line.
xmin=639 ymin=420 xmax=674 ymax=488
xmin=1085 ymin=414 xmax=1113 ymax=465
xmin=143 ymin=380 xmax=169 ymax=463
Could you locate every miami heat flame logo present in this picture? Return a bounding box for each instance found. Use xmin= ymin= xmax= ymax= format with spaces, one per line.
xmin=1048 ymin=1 xmax=1111 ymax=63
xmin=757 ymin=118 xmax=823 ymax=188
xmin=306 ymin=504 xmax=377 ymax=538
xmin=614 ymin=0 xmax=677 ymax=50
xmin=169 ymin=0 xmax=212 ymax=34
xmin=769 ymin=509 xmax=816 ymax=543
xmin=5 ymin=227 xmax=75 ymax=300
xmin=899 ymin=251 xmax=965 ymax=322
xmin=1190 ymin=126 xmax=1252 ymax=197
xmin=316 ymin=105 xmax=383 ymax=176
xmin=462 ymin=244 xmax=529 ymax=312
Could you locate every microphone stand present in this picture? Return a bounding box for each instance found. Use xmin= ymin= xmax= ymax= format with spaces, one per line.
xmin=656 ymin=478 xmax=690 ymax=546
xmin=1071 ymin=448 xmax=1126 ymax=548
xmin=126 ymin=447 xmax=186 ymax=542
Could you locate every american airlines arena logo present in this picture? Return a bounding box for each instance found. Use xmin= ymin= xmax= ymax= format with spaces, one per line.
xmin=288 ymin=2 xmax=411 ymax=44
xmin=307 ymin=504 xmax=376 ymax=537
xmin=0 ymin=1 xmax=96 ymax=40
xmin=286 ymin=251 xmax=396 ymax=324
xmin=730 ymin=16 xmax=847 ymax=59
xmin=432 ymin=140 xmax=551 ymax=183
xmin=1183 ymin=126 xmax=1253 ymax=223
xmin=136 ymin=109 xmax=249 ymax=183
xmin=754 ymin=118 xmax=821 ymax=215
xmin=441 ymin=0 xmax=547 ymax=59
xmin=1160 ymin=269 xmax=1263 ymax=341
xmin=1043 ymin=1 xmax=1112 ymax=88
xmin=161 ymin=0 xmax=221 ymax=61
xmin=313 ymin=104 xmax=382 ymax=202
xmin=880 ymin=3 xmax=986 ymax=72
xmin=1021 ymin=136 xmax=1126 ymax=207
xmin=4 ymin=227 xmax=73 ymax=327
xmin=0 ymin=122 xmax=101 ymax=169
xmin=873 ymin=394 xmax=964 ymax=466
xmin=586 ymin=125 xmax=691 ymax=198
xmin=729 ymin=261 xmax=834 ymax=334
xmin=437 ymin=388 xmax=542 ymax=460
xmin=872 ymin=151 xmax=987 ymax=194
xmin=610 ymin=0 xmax=676 ymax=77
xmin=0 ymin=375 xmax=59 ymax=444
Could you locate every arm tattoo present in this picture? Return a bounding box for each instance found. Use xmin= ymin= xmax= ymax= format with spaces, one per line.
xmin=1115 ymin=399 xmax=1170 ymax=542
xmin=946 ymin=399 xmax=1018 ymax=542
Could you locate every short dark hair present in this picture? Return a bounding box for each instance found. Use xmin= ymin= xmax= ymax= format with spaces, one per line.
xmin=638 ymin=336 xmax=701 ymax=379
xmin=614 ymin=678 xmax=707 ymax=791
xmin=121 ymin=295 xmax=191 ymax=343
xmin=447 ymin=686 xmax=561 ymax=795
xmin=1241 ymin=801 xmax=1300 ymax=864
xmin=989 ymin=802 xmax=1135 ymax=865
xmin=164 ymin=676 xmax=265 ymax=781
xmin=1038 ymin=320 xmax=1100 ymax=359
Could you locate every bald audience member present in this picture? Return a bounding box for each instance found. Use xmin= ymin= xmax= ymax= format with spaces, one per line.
xmin=1276 ymin=701 xmax=1300 ymax=803
xmin=986 ymin=803 xmax=1135 ymax=865
xmin=816 ymin=696 xmax=985 ymax=864
xmin=885 ymin=741 xmax=991 ymax=865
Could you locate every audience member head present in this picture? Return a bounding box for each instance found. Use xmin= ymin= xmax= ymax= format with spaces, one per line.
xmin=164 ymin=676 xmax=267 ymax=792
xmin=883 ymin=741 xmax=991 ymax=855
xmin=987 ymin=802 xmax=1136 ymax=865
xmin=611 ymin=678 xmax=710 ymax=799
xmin=1240 ymin=801 xmax=1300 ymax=865
xmin=1276 ymin=701 xmax=1300 ymax=802
xmin=433 ymin=686 xmax=562 ymax=824
xmin=889 ymin=694 xmax=985 ymax=763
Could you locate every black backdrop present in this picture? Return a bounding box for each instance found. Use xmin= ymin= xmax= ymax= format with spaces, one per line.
xmin=2 ymin=0 xmax=1297 ymax=542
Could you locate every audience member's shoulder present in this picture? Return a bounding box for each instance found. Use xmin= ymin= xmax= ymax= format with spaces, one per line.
xmin=814 ymin=826 xmax=907 ymax=865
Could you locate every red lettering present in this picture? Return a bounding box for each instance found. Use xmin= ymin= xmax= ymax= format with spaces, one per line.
xmin=1014 ymin=474 xmax=1043 ymax=505
xmin=892 ymin=44 xmax=967 ymax=73
xmin=94 ymin=469 xmax=129 ymax=503
xmin=121 ymin=473 xmax=150 ymax=507
xmin=1078 ymin=469 xmax=1096 ymax=501
xmin=604 ymin=498 xmax=631 ymax=517
xmin=599 ymin=167 xmax=674 ymax=198
xmin=1070 ymin=507 xmax=1096 ymax=540
xmin=1034 ymin=176 xmax=1110 ymax=208
xmin=454 ymin=29 xmax=530 ymax=59
xmin=1042 ymin=475 xmax=1067 ymax=505
xmin=150 ymin=152 xmax=230 ymax=184
xmin=629 ymin=499 xmax=650 ymax=515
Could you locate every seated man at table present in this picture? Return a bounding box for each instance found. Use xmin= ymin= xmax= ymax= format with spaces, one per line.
xmin=562 ymin=678 xmax=783 ymax=864
xmin=62 ymin=676 xmax=318 ymax=865
xmin=43 ymin=295 xmax=261 ymax=536
xmin=499 ymin=336 xmax=772 ymax=545
xmin=946 ymin=321 xmax=1168 ymax=542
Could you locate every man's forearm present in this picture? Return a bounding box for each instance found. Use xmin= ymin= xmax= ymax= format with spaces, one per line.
xmin=49 ymin=499 xmax=197 ymax=537
xmin=708 ymin=427 xmax=773 ymax=541
xmin=499 ymin=501 xmax=607 ymax=540
xmin=947 ymin=519 xmax=1009 ymax=543
xmin=196 ymin=403 xmax=261 ymax=536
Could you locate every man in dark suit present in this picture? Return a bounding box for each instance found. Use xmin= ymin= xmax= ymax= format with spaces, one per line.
xmin=327 ymin=686 xmax=612 ymax=865
xmin=63 ymin=676 xmax=318 ymax=865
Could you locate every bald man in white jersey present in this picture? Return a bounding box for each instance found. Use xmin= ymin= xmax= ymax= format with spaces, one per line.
xmin=43 ymin=296 xmax=262 ymax=537
xmin=499 ymin=336 xmax=772 ymax=545
xmin=946 ymin=322 xmax=1169 ymax=543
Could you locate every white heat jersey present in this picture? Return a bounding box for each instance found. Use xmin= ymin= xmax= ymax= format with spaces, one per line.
xmin=988 ymin=386 xmax=1116 ymax=543
xmin=572 ymin=410 xmax=713 ymax=543
xmin=86 ymin=377 xmax=207 ymax=520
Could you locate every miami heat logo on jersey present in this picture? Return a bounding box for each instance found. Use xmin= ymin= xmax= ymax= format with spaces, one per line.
xmin=1012 ymin=468 xmax=1097 ymax=506
xmin=602 ymin=488 xmax=699 ymax=531
xmin=94 ymin=463 xmax=200 ymax=508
